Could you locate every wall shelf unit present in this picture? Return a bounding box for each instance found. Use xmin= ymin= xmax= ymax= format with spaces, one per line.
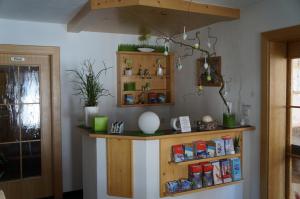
xmin=117 ymin=51 xmax=174 ymax=107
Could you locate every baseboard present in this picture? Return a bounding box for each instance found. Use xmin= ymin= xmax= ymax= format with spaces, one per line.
xmin=63 ymin=189 xmax=83 ymax=197
xmin=41 ymin=189 xmax=83 ymax=199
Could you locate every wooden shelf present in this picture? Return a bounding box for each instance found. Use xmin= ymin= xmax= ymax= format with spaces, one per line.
xmin=165 ymin=180 xmax=243 ymax=197
xmin=68 ymin=0 xmax=240 ymax=35
xmin=169 ymin=153 xmax=241 ymax=166
xmin=117 ymin=51 xmax=174 ymax=107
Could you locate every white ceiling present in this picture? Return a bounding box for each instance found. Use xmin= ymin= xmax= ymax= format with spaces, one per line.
xmin=0 ymin=0 xmax=261 ymax=24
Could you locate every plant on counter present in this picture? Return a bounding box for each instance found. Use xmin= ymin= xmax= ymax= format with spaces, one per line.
xmin=68 ymin=59 xmax=112 ymax=127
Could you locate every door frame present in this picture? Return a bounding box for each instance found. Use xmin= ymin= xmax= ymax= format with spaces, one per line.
xmin=261 ymin=25 xmax=300 ymax=199
xmin=0 ymin=45 xmax=62 ymax=199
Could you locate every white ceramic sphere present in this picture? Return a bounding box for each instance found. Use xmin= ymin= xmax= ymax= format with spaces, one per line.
xmin=138 ymin=111 xmax=160 ymax=134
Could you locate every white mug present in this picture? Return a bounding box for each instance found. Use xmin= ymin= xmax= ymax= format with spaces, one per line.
xmin=170 ymin=118 xmax=181 ymax=131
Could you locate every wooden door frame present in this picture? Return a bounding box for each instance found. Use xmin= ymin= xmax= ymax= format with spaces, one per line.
xmin=261 ymin=25 xmax=300 ymax=199
xmin=0 ymin=44 xmax=62 ymax=199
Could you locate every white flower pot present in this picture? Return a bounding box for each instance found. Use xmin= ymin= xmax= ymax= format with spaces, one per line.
xmin=84 ymin=106 xmax=99 ymax=127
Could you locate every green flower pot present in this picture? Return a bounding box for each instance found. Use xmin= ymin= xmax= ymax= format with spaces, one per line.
xmin=223 ymin=113 xmax=236 ymax=128
xmin=93 ymin=116 xmax=109 ymax=132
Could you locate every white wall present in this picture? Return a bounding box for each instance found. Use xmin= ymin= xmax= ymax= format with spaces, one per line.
xmin=1 ymin=0 xmax=300 ymax=197
xmin=171 ymin=0 xmax=300 ymax=199
xmin=0 ymin=19 xmax=171 ymax=192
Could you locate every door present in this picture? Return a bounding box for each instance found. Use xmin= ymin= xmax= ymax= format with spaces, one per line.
xmin=0 ymin=53 xmax=53 ymax=199
xmin=287 ymin=41 xmax=300 ymax=199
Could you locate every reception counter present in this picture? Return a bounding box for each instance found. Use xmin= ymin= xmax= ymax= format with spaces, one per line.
xmin=80 ymin=126 xmax=255 ymax=199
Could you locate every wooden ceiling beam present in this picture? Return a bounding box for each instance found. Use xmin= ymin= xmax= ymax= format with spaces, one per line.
xmin=67 ymin=0 xmax=240 ymax=35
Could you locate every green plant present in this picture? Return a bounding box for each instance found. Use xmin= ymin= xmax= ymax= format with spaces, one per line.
xmin=234 ymin=136 xmax=240 ymax=148
xmin=118 ymin=44 xmax=165 ymax=53
xmin=68 ymin=59 xmax=112 ymax=106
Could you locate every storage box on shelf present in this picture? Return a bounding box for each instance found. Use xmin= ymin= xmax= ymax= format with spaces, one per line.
xmin=117 ymin=51 xmax=174 ymax=107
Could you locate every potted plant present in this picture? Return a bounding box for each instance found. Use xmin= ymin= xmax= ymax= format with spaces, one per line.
xmin=124 ymin=58 xmax=133 ymax=76
xmin=68 ymin=59 xmax=112 ymax=127
xmin=233 ymin=136 xmax=241 ymax=153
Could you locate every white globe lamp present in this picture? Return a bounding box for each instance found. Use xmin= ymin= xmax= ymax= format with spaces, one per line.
xmin=138 ymin=111 xmax=160 ymax=134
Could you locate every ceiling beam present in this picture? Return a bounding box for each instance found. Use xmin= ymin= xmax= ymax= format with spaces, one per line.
xmin=68 ymin=0 xmax=240 ymax=35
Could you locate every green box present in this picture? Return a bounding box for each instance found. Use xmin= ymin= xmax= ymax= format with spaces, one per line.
xmin=93 ymin=116 xmax=109 ymax=132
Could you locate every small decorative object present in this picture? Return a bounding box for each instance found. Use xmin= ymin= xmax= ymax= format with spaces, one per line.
xmin=124 ymin=68 xmax=133 ymax=76
xmin=176 ymin=57 xmax=183 ymax=71
xmin=124 ymin=82 xmax=136 ymax=91
xmin=124 ymin=58 xmax=133 ymax=76
xmin=233 ymin=136 xmax=241 ymax=153
xmin=118 ymin=44 xmax=164 ymax=53
xmin=179 ymin=179 xmax=192 ymax=191
xmin=172 ymin=144 xmax=185 ymax=163
xmin=213 ymin=138 xmax=226 ymax=156
xmin=240 ymin=104 xmax=251 ymax=126
xmin=202 ymin=163 xmax=214 ymax=187
xmin=141 ymin=82 xmax=151 ymax=91
xmin=137 ymin=92 xmax=147 ymax=104
xmin=212 ymin=161 xmax=223 ymax=185
xmin=144 ymin=69 xmax=151 ymax=79
xmin=202 ymin=115 xmax=213 ymax=123
xmin=148 ymin=92 xmax=158 ymax=103
xmin=124 ymin=94 xmax=135 ymax=105
xmin=197 ymin=115 xmax=218 ymax=131
xmin=68 ymin=59 xmax=112 ymax=127
xmin=170 ymin=116 xmax=191 ymax=132
xmin=220 ymin=159 xmax=232 ymax=183
xmin=198 ymin=56 xmax=221 ymax=87
xmin=138 ymin=111 xmax=160 ymax=134
xmin=111 ymin=121 xmax=125 ymax=134
xmin=184 ymin=143 xmax=194 ymax=160
xmin=231 ymin=158 xmax=242 ymax=181
xmin=166 ymin=180 xmax=180 ymax=193
xmin=156 ymin=58 xmax=164 ymax=77
xmin=223 ymin=136 xmax=235 ymax=155
xmin=188 ymin=164 xmax=203 ymax=189
xmin=194 ymin=141 xmax=207 ymax=159
xmin=157 ymin=93 xmax=166 ymax=103
xmin=93 ymin=116 xmax=109 ymax=132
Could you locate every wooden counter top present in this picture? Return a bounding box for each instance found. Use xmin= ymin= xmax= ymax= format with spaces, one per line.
xmin=81 ymin=126 xmax=255 ymax=140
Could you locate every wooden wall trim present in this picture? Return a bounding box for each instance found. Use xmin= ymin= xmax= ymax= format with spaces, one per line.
xmin=0 ymin=44 xmax=63 ymax=199
xmin=260 ymin=35 xmax=270 ymax=199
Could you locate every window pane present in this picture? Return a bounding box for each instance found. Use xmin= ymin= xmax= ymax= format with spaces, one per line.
xmin=291 ymin=59 xmax=300 ymax=106
xmin=0 ymin=105 xmax=19 ymax=143
xmin=19 ymin=66 xmax=40 ymax=103
xmin=0 ymin=66 xmax=19 ymax=104
xmin=22 ymin=141 xmax=41 ymax=178
xmin=0 ymin=143 xmax=20 ymax=181
xmin=292 ymin=108 xmax=300 ymax=146
xmin=20 ymin=104 xmax=40 ymax=140
xmin=292 ymin=157 xmax=300 ymax=198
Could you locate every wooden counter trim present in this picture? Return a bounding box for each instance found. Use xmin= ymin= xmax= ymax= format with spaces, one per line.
xmin=107 ymin=138 xmax=133 ymax=197
xmin=89 ymin=126 xmax=255 ymax=140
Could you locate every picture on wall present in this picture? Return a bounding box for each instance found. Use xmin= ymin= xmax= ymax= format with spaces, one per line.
xmin=197 ymin=56 xmax=222 ymax=87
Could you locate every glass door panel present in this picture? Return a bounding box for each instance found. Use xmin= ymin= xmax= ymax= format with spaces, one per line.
xmin=0 ymin=65 xmax=41 ymax=182
xmin=290 ymin=58 xmax=300 ymax=198
xmin=291 ymin=59 xmax=300 ymax=107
